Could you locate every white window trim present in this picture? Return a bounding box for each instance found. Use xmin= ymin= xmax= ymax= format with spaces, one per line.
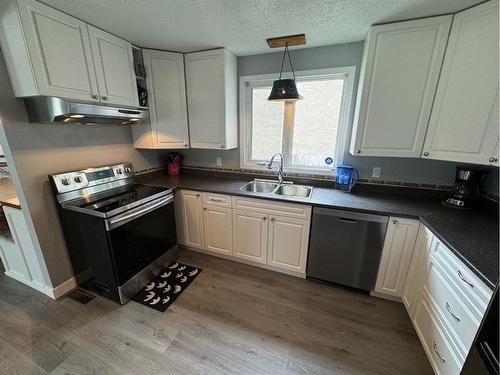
xmin=239 ymin=67 xmax=356 ymax=175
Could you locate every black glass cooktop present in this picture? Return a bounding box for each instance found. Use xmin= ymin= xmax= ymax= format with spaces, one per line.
xmin=77 ymin=184 xmax=169 ymax=214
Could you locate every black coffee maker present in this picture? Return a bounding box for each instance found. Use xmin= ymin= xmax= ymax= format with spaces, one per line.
xmin=444 ymin=167 xmax=488 ymax=209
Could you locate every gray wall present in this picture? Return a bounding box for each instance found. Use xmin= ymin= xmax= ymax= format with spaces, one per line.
xmin=0 ymin=54 xmax=168 ymax=286
xmin=180 ymin=42 xmax=477 ymax=186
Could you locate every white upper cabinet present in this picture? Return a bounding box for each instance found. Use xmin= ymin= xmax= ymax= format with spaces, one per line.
xmin=350 ymin=16 xmax=452 ymax=157
xmin=185 ymin=48 xmax=238 ymax=149
xmin=0 ymin=0 xmax=139 ymax=107
xmin=87 ymin=25 xmax=138 ymax=107
xmin=133 ymin=50 xmax=189 ymax=149
xmin=0 ymin=0 xmax=99 ymax=102
xmin=422 ymin=1 xmax=499 ymax=165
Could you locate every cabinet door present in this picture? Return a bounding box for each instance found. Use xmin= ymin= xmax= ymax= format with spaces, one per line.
xmin=402 ymin=225 xmax=434 ymax=318
xmin=181 ymin=190 xmax=204 ymax=249
xmin=142 ymin=50 xmax=189 ymax=149
xmin=422 ymin=1 xmax=499 ymax=165
xmin=374 ymin=217 xmax=420 ymax=299
xmin=203 ymin=207 xmax=232 ymax=255
xmin=16 ymin=0 xmax=99 ymax=101
xmin=267 ymin=215 xmax=309 ymax=273
xmin=87 ymin=25 xmax=138 ymax=107
xmin=185 ymin=48 xmax=237 ymax=149
xmin=232 ymin=209 xmax=268 ymax=264
xmin=350 ymin=16 xmax=452 ymax=157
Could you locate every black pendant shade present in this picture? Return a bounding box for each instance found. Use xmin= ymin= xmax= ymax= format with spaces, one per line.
xmin=268 ymin=44 xmax=302 ymax=102
xmin=268 ymin=79 xmax=302 ymax=102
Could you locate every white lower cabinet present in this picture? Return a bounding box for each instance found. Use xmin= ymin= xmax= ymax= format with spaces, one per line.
xmin=175 ymin=190 xmax=311 ymax=276
xmin=402 ymin=225 xmax=434 ymax=318
xmin=179 ymin=190 xmax=204 ymax=250
xmin=203 ymin=206 xmax=232 ymax=255
xmin=232 ymin=209 xmax=268 ymax=264
xmin=373 ymin=217 xmax=420 ymax=300
xmin=402 ymin=224 xmax=493 ymax=374
xmin=413 ymin=296 xmax=462 ymax=375
xmin=267 ymin=215 xmax=310 ymax=273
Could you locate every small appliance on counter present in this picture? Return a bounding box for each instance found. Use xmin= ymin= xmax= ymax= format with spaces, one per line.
xmin=335 ymin=165 xmax=358 ymax=192
xmin=444 ymin=167 xmax=488 ymax=209
xmin=167 ymin=152 xmax=182 ymax=176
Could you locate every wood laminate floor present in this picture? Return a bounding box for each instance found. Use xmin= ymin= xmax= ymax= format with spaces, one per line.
xmin=0 ymin=249 xmax=432 ymax=374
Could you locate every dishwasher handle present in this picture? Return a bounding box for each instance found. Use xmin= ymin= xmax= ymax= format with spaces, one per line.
xmin=339 ymin=217 xmax=357 ymax=224
xmin=313 ymin=207 xmax=388 ymax=224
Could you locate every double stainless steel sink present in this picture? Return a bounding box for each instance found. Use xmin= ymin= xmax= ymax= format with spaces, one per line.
xmin=240 ymin=179 xmax=313 ymax=198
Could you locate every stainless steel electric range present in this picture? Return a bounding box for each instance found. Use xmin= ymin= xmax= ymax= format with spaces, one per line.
xmin=49 ymin=162 xmax=178 ymax=304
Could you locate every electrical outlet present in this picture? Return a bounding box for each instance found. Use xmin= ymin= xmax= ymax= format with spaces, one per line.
xmin=372 ymin=167 xmax=381 ymax=178
xmin=216 ymin=157 xmax=222 ymax=166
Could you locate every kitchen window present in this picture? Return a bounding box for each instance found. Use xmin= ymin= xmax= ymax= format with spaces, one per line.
xmin=240 ymin=67 xmax=356 ymax=174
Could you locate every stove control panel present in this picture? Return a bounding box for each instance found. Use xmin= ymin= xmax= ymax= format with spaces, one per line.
xmin=50 ymin=162 xmax=134 ymax=194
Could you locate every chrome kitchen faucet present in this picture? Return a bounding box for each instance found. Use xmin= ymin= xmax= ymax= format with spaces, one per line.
xmin=267 ymin=153 xmax=284 ymax=185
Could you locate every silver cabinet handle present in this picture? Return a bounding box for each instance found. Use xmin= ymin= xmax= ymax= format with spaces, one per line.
xmin=433 ymin=341 xmax=446 ymax=363
xmin=270 ymin=217 xmax=275 ymax=221
xmin=445 ymin=302 xmax=460 ymax=322
xmin=203 ymin=207 xmax=207 ymax=211
xmin=102 ymin=96 xmax=108 ymax=101
xmin=423 ymin=152 xmax=429 ymax=156
xmin=489 ymin=157 xmax=498 ymax=163
xmin=92 ymin=94 xmax=99 ymax=99
xmin=262 ymin=217 xmax=267 ymax=221
xmin=184 ymin=144 xmax=188 ymax=147
xmin=457 ymin=270 xmax=474 ymax=288
xmin=220 ymin=145 xmax=225 ymax=149
xmin=356 ymin=150 xmax=361 ymax=154
xmin=392 ymin=219 xmax=398 ymax=225
xmin=208 ymin=198 xmax=224 ymax=202
xmin=195 ymin=193 xmax=200 ymax=197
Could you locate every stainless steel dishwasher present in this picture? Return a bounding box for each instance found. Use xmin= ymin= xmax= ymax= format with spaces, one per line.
xmin=306 ymin=207 xmax=388 ymax=291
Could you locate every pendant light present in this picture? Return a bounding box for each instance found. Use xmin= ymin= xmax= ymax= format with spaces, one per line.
xmin=268 ymin=43 xmax=302 ymax=102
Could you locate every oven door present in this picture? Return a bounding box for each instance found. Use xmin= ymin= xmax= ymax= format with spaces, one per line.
xmin=104 ymin=194 xmax=177 ymax=286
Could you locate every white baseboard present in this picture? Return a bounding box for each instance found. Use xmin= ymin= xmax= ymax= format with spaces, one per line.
xmin=370 ymin=290 xmax=402 ymax=303
xmin=52 ymin=276 xmax=77 ymax=299
xmin=179 ymin=245 xmax=306 ymax=279
xmin=4 ymin=270 xmax=54 ymax=298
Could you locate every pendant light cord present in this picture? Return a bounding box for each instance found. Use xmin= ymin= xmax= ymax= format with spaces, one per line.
xmin=286 ymin=44 xmax=296 ymax=80
xmin=278 ymin=43 xmax=296 ymax=80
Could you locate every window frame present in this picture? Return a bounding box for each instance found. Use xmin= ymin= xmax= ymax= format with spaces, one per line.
xmin=239 ymin=67 xmax=356 ymax=175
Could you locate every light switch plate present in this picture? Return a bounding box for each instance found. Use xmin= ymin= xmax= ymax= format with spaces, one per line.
xmin=216 ymin=157 xmax=222 ymax=166
xmin=372 ymin=167 xmax=381 ymax=178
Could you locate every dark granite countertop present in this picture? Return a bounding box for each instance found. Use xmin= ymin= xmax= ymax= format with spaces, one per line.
xmin=139 ymin=171 xmax=499 ymax=289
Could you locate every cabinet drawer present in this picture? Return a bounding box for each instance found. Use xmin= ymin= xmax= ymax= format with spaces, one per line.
xmin=413 ymin=298 xmax=462 ymax=375
xmin=423 ymin=259 xmax=480 ymax=358
xmin=429 ymin=237 xmax=493 ymax=316
xmin=202 ymin=192 xmax=232 ymax=208
xmin=231 ymin=196 xmax=311 ymax=220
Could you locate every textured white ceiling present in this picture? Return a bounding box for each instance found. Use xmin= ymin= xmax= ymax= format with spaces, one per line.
xmin=41 ymin=0 xmax=483 ymax=56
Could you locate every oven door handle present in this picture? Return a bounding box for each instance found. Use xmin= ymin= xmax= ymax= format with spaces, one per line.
xmin=105 ymin=195 xmax=173 ymax=231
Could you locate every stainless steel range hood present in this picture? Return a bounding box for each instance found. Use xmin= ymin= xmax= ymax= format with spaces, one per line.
xmin=23 ymin=97 xmax=149 ymax=125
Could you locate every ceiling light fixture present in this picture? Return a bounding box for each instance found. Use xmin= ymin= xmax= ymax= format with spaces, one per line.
xmin=266 ymin=34 xmax=306 ymax=102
